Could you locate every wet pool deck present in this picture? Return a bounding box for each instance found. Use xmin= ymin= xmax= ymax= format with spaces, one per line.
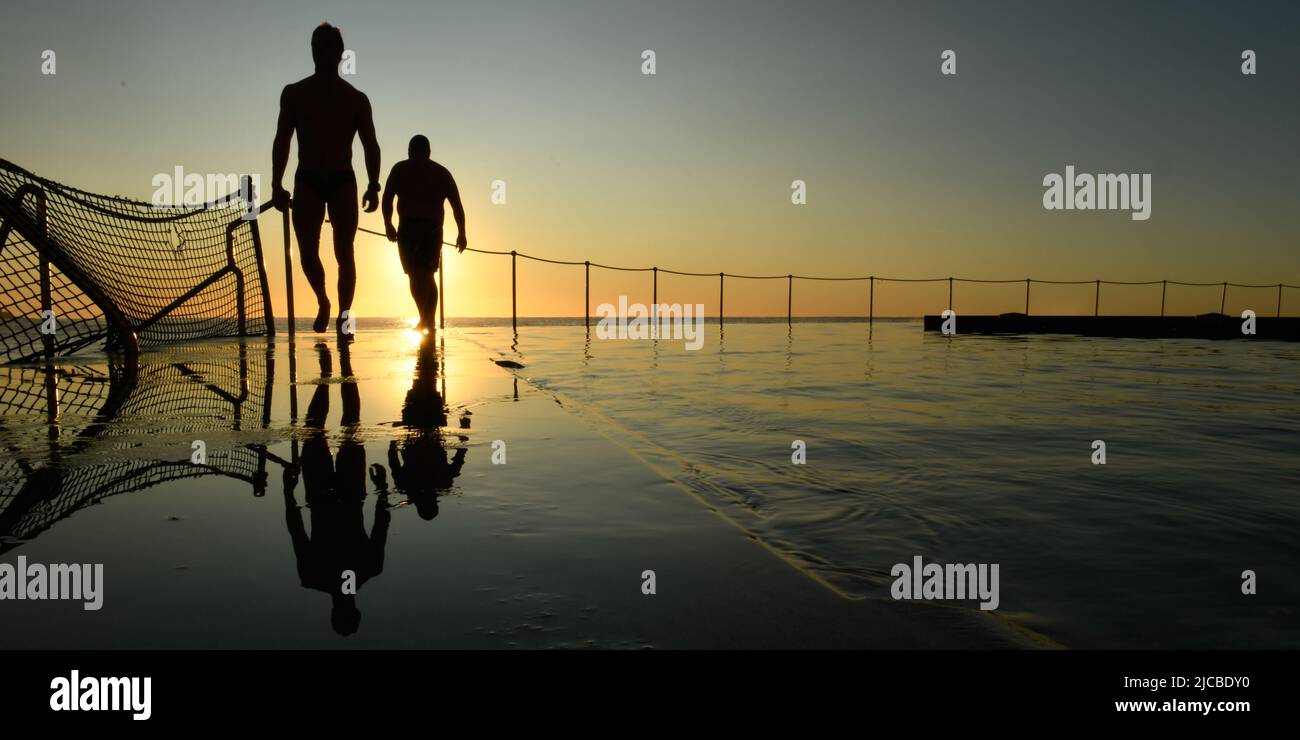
xmin=0 ymin=329 xmax=1045 ymax=649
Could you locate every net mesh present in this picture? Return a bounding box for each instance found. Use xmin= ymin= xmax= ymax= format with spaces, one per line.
xmin=0 ymin=345 xmax=272 ymax=552
xmin=0 ymin=159 xmax=271 ymax=363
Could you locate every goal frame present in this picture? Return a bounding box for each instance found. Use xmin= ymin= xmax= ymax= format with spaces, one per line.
xmin=0 ymin=173 xmax=275 ymax=364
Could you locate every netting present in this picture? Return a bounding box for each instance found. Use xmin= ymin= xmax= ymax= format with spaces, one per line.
xmin=0 ymin=159 xmax=272 ymax=364
xmin=0 ymin=343 xmax=273 ymax=552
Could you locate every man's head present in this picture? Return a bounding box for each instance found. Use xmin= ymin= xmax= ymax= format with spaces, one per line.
xmin=408 ymin=135 xmax=431 ymax=160
xmin=331 ymin=594 xmax=361 ymax=636
xmin=413 ymin=490 xmax=440 ymax=521
xmin=311 ymin=22 xmax=345 ymax=68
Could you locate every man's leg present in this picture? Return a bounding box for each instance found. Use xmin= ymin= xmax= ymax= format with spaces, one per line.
xmin=327 ymin=178 xmax=360 ymax=332
xmin=421 ymin=240 xmax=441 ymax=331
xmin=338 ymin=340 xmax=359 ymax=427
xmin=291 ymin=181 xmax=330 ymax=333
xmin=426 ymin=268 xmax=439 ymax=330
xmin=407 ymin=272 xmax=429 ymax=329
xmin=301 ymin=343 xmax=332 ymax=507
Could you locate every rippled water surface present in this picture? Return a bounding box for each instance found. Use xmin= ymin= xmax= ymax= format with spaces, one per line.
xmin=1 ymin=319 xmax=1296 ymax=648
xmin=464 ymin=319 xmax=1300 ymax=648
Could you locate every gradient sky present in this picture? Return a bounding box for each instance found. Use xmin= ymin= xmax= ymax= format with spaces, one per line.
xmin=2 ymin=0 xmax=1298 ymax=318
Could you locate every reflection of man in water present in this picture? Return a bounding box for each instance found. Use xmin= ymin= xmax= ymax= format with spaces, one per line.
xmin=380 ymin=336 xmax=468 ymax=519
xmin=283 ymin=342 xmax=389 ymax=636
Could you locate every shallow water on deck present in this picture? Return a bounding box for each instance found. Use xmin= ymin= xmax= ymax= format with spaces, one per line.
xmin=463 ymin=319 xmax=1300 ymax=648
xmin=0 ymin=319 xmax=1296 ymax=648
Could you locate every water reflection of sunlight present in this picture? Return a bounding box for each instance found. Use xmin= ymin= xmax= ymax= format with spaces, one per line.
xmin=400 ymin=318 xmax=428 ymax=348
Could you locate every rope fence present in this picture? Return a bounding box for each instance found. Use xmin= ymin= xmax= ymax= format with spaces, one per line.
xmin=317 ymin=219 xmax=1298 ymax=330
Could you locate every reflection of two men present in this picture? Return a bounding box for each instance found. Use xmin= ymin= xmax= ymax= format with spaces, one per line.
xmin=282 ymin=338 xmax=468 ymax=636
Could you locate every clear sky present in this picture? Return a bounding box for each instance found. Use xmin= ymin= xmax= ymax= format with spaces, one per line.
xmin=2 ymin=0 xmax=1298 ymax=318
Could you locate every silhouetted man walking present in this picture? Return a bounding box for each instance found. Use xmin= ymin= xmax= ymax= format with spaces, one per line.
xmin=382 ymin=135 xmax=466 ymax=332
xmin=272 ymin=22 xmax=381 ymax=334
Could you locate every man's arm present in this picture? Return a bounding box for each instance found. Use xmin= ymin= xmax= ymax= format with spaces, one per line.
xmin=387 ymin=441 xmax=404 ymax=488
xmin=282 ymin=470 xmax=309 ymax=562
xmin=357 ymin=93 xmax=381 ymax=213
xmin=369 ymin=494 xmax=392 ymax=575
xmin=447 ymin=172 xmax=467 ymax=252
xmin=271 ymin=86 xmax=295 ymax=212
xmin=381 ymin=166 xmax=398 ymax=242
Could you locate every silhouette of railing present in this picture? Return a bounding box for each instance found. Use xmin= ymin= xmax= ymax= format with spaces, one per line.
xmin=329 ymin=220 xmax=1299 ymax=330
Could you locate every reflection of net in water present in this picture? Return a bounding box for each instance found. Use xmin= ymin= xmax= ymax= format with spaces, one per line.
xmin=0 ymin=363 xmax=123 ymax=436
xmin=0 ymin=159 xmax=272 ymax=364
xmin=0 ymin=344 xmax=273 ymax=552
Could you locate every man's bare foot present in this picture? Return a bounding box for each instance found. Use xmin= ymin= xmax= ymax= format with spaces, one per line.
xmin=336 ymin=315 xmax=354 ymax=339
xmin=313 ymin=301 xmax=330 ymax=333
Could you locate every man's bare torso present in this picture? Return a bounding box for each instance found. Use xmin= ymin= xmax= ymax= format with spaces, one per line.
xmin=283 ymin=75 xmax=370 ymax=172
xmin=389 ymin=159 xmax=455 ymax=222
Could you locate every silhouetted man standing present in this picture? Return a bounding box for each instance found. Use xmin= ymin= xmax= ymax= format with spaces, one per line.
xmin=382 ymin=135 xmax=467 ymax=332
xmin=272 ymin=23 xmax=381 ymax=334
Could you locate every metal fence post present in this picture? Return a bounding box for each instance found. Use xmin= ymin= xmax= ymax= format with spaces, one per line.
xmin=719 ymin=273 xmax=725 ymax=327
xmin=787 ymin=275 xmax=793 ymax=327
xmin=1160 ymin=280 xmax=1166 ymax=317
xmin=585 ymin=260 xmax=590 ymax=330
xmin=1094 ymin=280 xmax=1100 ymax=317
xmin=37 ymin=194 xmax=51 ymax=354
xmin=1025 ymin=278 xmax=1030 ymax=315
xmin=282 ymin=206 xmax=294 ymax=339
xmin=652 ymin=266 xmax=658 ymax=337
xmin=511 ymin=250 xmax=517 ymax=333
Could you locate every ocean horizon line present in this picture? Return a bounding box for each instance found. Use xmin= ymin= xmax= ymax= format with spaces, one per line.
xmin=283 ymin=315 xmax=924 ymax=326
